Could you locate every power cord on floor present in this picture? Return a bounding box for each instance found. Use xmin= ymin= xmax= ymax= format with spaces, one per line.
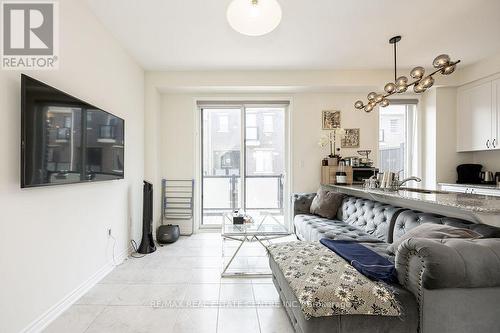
xmin=108 ymin=234 xmax=119 ymax=266
xmin=130 ymin=239 xmax=146 ymax=258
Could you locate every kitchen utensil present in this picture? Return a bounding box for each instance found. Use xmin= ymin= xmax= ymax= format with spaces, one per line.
xmin=345 ymin=156 xmax=360 ymax=167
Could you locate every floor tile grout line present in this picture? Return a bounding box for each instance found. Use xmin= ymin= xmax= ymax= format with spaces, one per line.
xmin=81 ymin=304 xmax=107 ymax=333
xmin=252 ymin=282 xmax=263 ymax=333
xmin=215 ymin=274 xmax=223 ymax=332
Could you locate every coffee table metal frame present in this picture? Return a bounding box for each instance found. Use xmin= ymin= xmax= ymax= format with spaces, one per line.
xmin=221 ymin=213 xmax=290 ymax=278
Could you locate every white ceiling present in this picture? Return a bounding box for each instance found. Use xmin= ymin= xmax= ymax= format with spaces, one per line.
xmin=86 ymin=0 xmax=500 ymax=71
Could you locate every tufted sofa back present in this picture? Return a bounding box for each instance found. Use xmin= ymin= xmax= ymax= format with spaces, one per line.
xmin=390 ymin=210 xmax=500 ymax=243
xmin=336 ymin=197 xmax=404 ymax=243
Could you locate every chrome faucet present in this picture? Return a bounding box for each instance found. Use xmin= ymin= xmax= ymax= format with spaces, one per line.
xmin=398 ymin=176 xmax=422 ymax=187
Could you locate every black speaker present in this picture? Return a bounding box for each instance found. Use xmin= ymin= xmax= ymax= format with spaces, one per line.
xmin=138 ymin=181 xmax=156 ymax=254
xmin=157 ymin=224 xmax=180 ymax=244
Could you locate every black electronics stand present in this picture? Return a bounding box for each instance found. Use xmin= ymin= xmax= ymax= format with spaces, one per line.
xmin=137 ymin=181 xmax=156 ymax=254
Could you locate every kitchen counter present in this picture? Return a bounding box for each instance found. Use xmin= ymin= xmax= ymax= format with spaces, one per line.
xmin=328 ymin=184 xmax=500 ymax=227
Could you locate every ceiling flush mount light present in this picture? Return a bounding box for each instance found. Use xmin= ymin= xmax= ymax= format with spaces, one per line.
xmin=227 ymin=0 xmax=282 ymax=36
xmin=354 ymin=36 xmax=461 ymax=113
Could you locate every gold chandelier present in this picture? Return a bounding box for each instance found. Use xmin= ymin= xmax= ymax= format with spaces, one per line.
xmin=354 ymin=36 xmax=461 ymax=112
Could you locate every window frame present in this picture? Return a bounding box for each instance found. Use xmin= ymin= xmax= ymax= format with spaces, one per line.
xmin=378 ymin=101 xmax=417 ymax=179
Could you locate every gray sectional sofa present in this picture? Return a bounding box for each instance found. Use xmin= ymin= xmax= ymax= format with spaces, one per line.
xmin=270 ymin=192 xmax=500 ymax=333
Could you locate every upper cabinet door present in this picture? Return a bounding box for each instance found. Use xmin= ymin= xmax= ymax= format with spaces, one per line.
xmin=493 ymin=79 xmax=500 ymax=150
xmin=457 ymin=81 xmax=493 ymax=152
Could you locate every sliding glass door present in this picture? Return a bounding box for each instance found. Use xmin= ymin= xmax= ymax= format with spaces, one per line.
xmin=201 ymin=104 xmax=287 ymax=226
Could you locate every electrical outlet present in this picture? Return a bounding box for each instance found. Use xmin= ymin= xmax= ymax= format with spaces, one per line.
xmin=108 ymin=228 xmax=112 ymax=237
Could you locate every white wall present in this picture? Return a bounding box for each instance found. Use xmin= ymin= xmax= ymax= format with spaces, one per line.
xmin=0 ymin=1 xmax=144 ymax=332
xmin=161 ymin=92 xmax=379 ymax=193
xmin=421 ymin=89 xmax=437 ymax=188
xmin=433 ymin=87 xmax=473 ymax=184
xmin=472 ymin=151 xmax=500 ymax=172
xmin=420 ymin=86 xmax=477 ymax=187
xmin=145 ymin=70 xmax=433 ymax=229
xmin=145 ymin=70 xmax=400 ymax=226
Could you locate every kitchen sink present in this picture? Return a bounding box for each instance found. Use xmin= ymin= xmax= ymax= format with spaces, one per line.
xmin=398 ymin=187 xmax=450 ymax=194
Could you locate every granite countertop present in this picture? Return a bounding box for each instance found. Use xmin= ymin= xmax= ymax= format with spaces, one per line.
xmin=330 ymin=185 xmax=500 ymax=214
xmin=439 ymin=183 xmax=500 ymax=190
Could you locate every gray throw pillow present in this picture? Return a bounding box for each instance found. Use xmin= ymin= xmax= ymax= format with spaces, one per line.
xmin=388 ymin=223 xmax=482 ymax=254
xmin=310 ymin=189 xmax=345 ymax=219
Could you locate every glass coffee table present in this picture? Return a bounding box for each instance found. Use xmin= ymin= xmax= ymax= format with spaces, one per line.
xmin=221 ymin=212 xmax=290 ymax=278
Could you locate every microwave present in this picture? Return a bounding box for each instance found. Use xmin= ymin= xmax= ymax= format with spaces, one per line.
xmin=352 ymin=167 xmax=379 ymax=184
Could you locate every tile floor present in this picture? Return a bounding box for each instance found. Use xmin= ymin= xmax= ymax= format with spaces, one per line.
xmin=44 ymin=232 xmax=296 ymax=333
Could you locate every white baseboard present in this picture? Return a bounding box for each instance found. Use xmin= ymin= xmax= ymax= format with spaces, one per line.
xmin=21 ymin=245 xmax=132 ymax=333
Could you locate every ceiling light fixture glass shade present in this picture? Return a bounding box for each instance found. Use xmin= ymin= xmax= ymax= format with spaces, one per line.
xmin=227 ymin=0 xmax=282 ymax=36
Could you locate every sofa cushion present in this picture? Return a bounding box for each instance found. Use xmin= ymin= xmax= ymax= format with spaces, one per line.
xmin=294 ymin=214 xmax=382 ymax=243
xmin=390 ymin=210 xmax=500 ymax=243
xmin=293 ymin=193 xmax=317 ymax=216
xmin=388 ymin=223 xmax=482 ymax=254
xmin=269 ymin=254 xmax=419 ymax=333
xmin=337 ymin=197 xmax=402 ymax=242
xmin=310 ymin=189 xmax=345 ymax=219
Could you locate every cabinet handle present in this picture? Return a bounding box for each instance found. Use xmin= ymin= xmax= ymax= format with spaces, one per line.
xmin=493 ymin=139 xmax=497 ymax=148
xmin=486 ymin=139 xmax=490 ymax=148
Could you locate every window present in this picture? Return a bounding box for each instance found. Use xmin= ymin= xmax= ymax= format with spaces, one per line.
xmin=378 ymin=103 xmax=416 ymax=178
xmin=390 ymin=119 xmax=399 ymax=133
xmin=254 ymin=150 xmax=273 ymax=173
xmin=247 ymin=113 xmax=257 ymax=127
xmin=263 ymin=114 xmax=274 ymax=133
xmin=218 ymin=114 xmax=229 ymax=132
xmin=247 ymin=127 xmax=259 ymax=141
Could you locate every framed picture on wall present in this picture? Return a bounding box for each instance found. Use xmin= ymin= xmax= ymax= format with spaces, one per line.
xmin=341 ymin=128 xmax=360 ymax=148
xmin=322 ymin=110 xmax=341 ymax=129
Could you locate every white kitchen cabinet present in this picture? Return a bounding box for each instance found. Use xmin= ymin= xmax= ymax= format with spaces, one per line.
xmin=494 ymin=78 xmax=500 ymax=149
xmin=440 ymin=184 xmax=468 ymax=193
xmin=473 ymin=187 xmax=500 ymax=197
xmin=457 ymin=81 xmax=494 ymax=152
xmin=440 ymin=184 xmax=500 ymax=197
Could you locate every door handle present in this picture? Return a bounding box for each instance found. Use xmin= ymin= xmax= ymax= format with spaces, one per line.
xmin=486 ymin=139 xmax=490 ymax=148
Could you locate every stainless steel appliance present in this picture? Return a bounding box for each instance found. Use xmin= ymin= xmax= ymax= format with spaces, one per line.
xmin=352 ymin=167 xmax=378 ymax=185
xmin=480 ymin=171 xmax=495 ymax=184
xmin=357 ymin=150 xmax=373 ymax=167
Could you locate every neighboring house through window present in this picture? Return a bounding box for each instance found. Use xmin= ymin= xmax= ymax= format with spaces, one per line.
xmin=378 ymin=101 xmax=417 ymax=178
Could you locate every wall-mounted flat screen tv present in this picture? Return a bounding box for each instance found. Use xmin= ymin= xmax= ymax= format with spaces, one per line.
xmin=21 ymin=74 xmax=124 ymax=188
